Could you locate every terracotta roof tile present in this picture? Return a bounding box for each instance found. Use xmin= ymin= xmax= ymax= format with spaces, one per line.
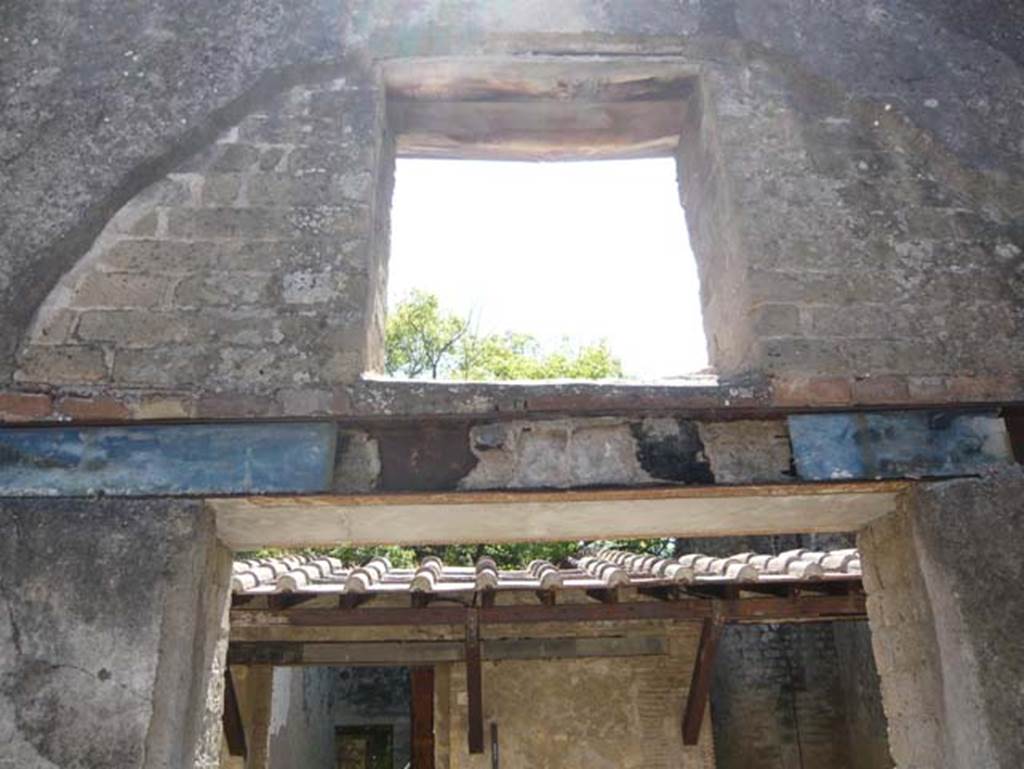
xmin=232 ymin=547 xmax=863 ymax=596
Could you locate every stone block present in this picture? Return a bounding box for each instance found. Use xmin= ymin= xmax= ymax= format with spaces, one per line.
xmin=15 ymin=345 xmax=109 ymax=385
xmin=111 ymin=347 xmax=209 ymax=388
xmin=76 ymin=310 xmax=189 ymax=345
xmin=281 ymin=269 xmax=347 ymax=304
xmin=697 ymin=420 xmax=792 ymax=484
xmin=209 ymin=143 xmax=260 ymax=172
xmin=101 ymin=239 xmax=219 ymax=273
xmin=0 ymin=392 xmax=54 ymax=422
xmin=173 ymin=273 xmax=274 ymax=307
xmin=850 ymin=375 xmax=911 ymax=404
xmin=759 ymin=338 xmax=849 ymax=375
xmin=772 ymin=376 xmax=853 ymax=406
xmin=333 ymin=429 xmax=381 ymax=492
xmin=166 ymin=206 xmax=364 ymax=239
xmin=199 ymin=173 xmax=243 ymax=206
xmin=56 ymin=395 xmax=132 ymax=421
xmin=750 ymin=303 xmax=800 ymax=337
xmin=71 ymin=272 xmax=169 ymax=309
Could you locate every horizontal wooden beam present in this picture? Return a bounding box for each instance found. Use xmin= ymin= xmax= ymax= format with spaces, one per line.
xmin=393 ymin=99 xmax=685 ymax=161
xmin=211 ymin=482 xmax=906 ymax=549
xmin=227 ymin=636 xmax=669 ymax=666
xmin=230 ymin=594 xmax=867 ymax=636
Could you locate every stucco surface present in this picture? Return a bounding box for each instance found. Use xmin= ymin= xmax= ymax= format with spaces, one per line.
xmin=0 ymin=498 xmax=232 ymax=769
xmin=860 ymin=467 xmax=1024 ymax=769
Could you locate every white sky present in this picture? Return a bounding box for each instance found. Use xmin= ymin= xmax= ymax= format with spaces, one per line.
xmin=388 ymin=158 xmax=709 ymax=380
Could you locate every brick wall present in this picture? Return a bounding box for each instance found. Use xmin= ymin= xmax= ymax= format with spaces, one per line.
xmin=15 ymin=70 xmax=388 ymax=398
xmin=683 ymin=52 xmax=1024 ymax=394
xmin=437 ymin=622 xmax=715 ymax=769
xmin=678 ymin=534 xmax=892 ymax=769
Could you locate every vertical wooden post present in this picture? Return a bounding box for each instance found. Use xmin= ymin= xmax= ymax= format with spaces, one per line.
xmin=410 ymin=667 xmax=436 ymax=769
xmin=681 ymin=611 xmax=725 ymax=745
xmin=222 ymin=668 xmax=247 ymax=758
xmin=465 ymin=608 xmax=485 ymax=754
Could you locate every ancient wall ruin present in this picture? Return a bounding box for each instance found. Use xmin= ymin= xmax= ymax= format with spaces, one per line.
xmin=3 ymin=0 xmax=1023 ymax=414
xmin=2 ymin=2 xmax=1024 ymax=768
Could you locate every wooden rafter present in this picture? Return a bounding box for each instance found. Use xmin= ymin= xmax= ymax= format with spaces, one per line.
xmin=465 ymin=609 xmax=484 ymax=754
xmin=681 ymin=615 xmax=725 ymax=746
xmin=411 ymin=667 xmax=435 ymax=769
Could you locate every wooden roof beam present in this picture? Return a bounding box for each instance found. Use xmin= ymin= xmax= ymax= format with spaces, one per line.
xmin=682 ymin=614 xmax=725 ymax=746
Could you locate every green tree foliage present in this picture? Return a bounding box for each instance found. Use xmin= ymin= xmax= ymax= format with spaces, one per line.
xmin=243 ymin=539 xmax=676 ymax=570
xmin=385 ymin=290 xmax=623 ymax=381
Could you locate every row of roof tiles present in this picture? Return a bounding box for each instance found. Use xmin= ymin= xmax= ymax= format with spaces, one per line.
xmin=232 ymin=548 xmax=861 ymax=595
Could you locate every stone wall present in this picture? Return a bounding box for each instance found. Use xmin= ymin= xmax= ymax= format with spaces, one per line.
xmin=859 ymin=467 xmax=1024 ymax=769
xmin=0 ymin=498 xmax=232 ymax=769
xmin=268 ymin=667 xmax=337 ymax=769
xmin=4 ymin=0 xmax=1024 ymax=403
xmin=436 ymin=622 xmax=715 ymax=769
xmin=16 ymin=70 xmax=388 ymax=398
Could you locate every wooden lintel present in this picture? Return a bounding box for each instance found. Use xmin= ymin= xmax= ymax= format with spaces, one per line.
xmin=230 ymin=593 xmax=866 ymax=633
xmin=222 ymin=668 xmax=247 ymax=758
xmin=341 ymin=594 xmax=374 ymax=610
xmin=586 ymin=588 xmax=619 ymax=604
xmin=267 ymin=594 xmax=320 ymax=611
xmin=466 ymin=609 xmax=484 ymax=755
xmin=227 ymin=636 xmax=669 ymax=666
xmin=638 ymin=585 xmax=679 ymax=602
xmin=211 ymin=481 xmax=906 ymax=549
xmin=682 ymin=615 xmax=725 ymax=746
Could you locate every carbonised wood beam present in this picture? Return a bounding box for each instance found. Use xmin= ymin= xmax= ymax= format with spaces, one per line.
xmin=210 ymin=482 xmax=906 ymax=549
xmin=223 ymin=668 xmax=247 ymax=758
xmin=411 ymin=667 xmax=435 ymax=769
xmin=229 ymin=593 xmax=866 ymax=634
xmin=227 ymin=636 xmax=669 ymax=666
xmin=682 ymin=615 xmax=725 ymax=746
xmin=466 ymin=609 xmax=484 ymax=755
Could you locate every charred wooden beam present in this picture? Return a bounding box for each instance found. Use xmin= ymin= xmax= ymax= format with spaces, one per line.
xmin=585 ymin=588 xmax=619 ymax=604
xmin=267 ymin=594 xmax=320 ymax=611
xmin=682 ymin=615 xmax=725 ymax=746
xmin=341 ymin=593 xmax=374 ymax=610
xmin=637 ymin=585 xmax=679 ymax=602
xmin=231 ymin=593 xmax=866 ymax=630
xmin=411 ymin=667 xmax=435 ymax=769
xmin=227 ymin=636 xmax=668 ymax=666
xmin=466 ymin=609 xmax=484 ymax=754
